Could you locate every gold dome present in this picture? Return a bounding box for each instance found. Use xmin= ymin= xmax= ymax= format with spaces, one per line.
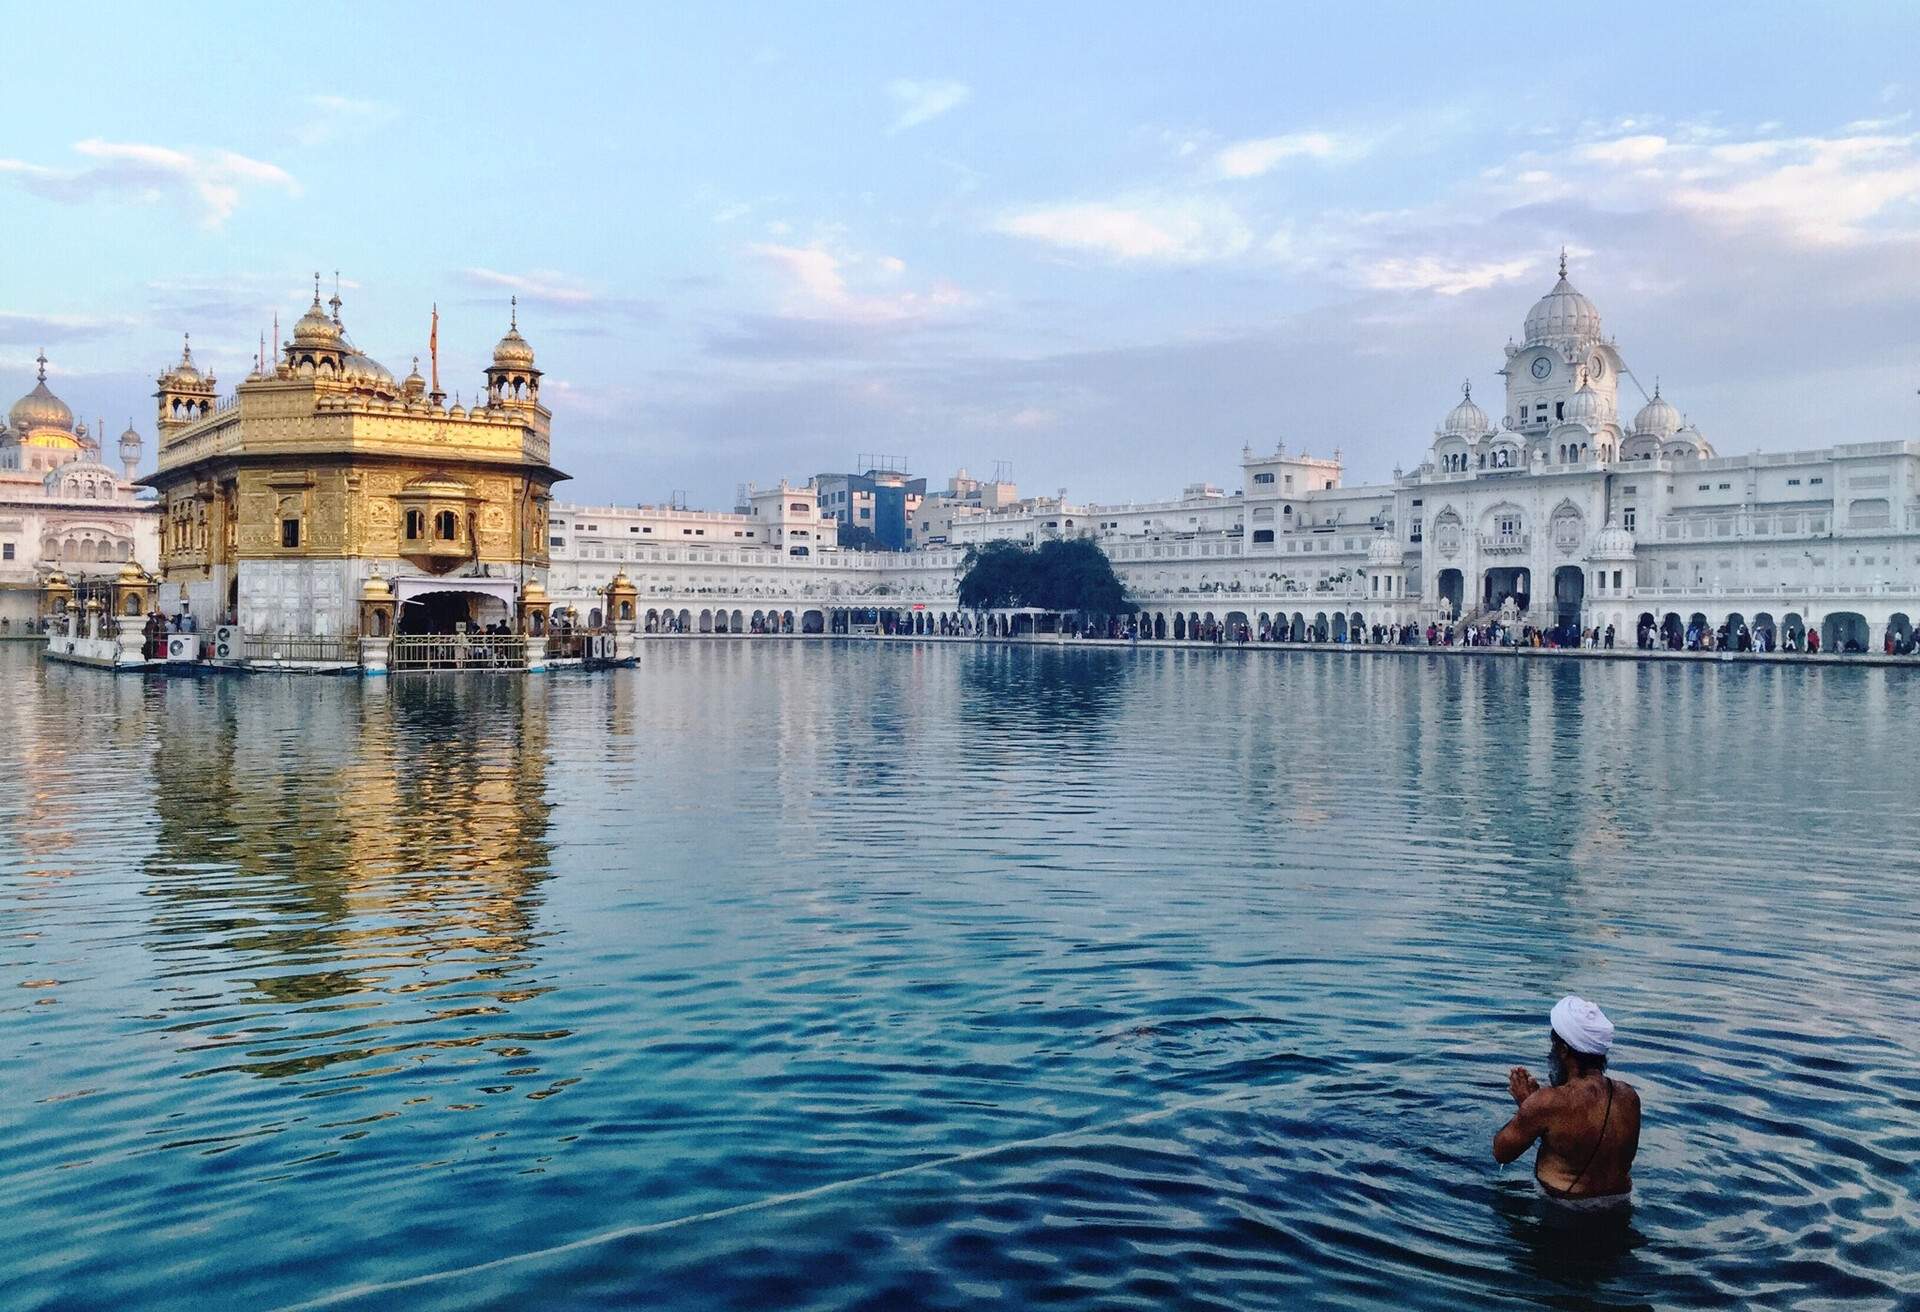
xmin=9 ymin=351 xmax=75 ymax=435
xmin=491 ymin=296 xmax=536 ymax=368
xmin=291 ymin=276 xmax=344 ymax=350
xmin=341 ymin=351 xmax=396 ymax=394
xmin=164 ymin=335 xmax=203 ymax=385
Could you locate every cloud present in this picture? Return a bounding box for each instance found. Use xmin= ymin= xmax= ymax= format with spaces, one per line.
xmin=459 ymin=267 xmax=600 ymax=306
xmin=1506 ymin=126 xmax=1920 ymax=245
xmin=1214 ymin=131 xmax=1357 ymax=179
xmin=0 ymin=139 xmax=299 ymax=227
xmin=993 ymin=197 xmax=1254 ymax=263
xmin=0 ymin=311 xmax=138 ymax=346
xmin=886 ymin=78 xmax=970 ymax=133
xmin=1352 ymin=255 xmax=1537 ymax=296
xmin=1578 ymin=134 xmax=1668 ymax=165
xmin=749 ymin=243 xmax=974 ymax=323
xmin=295 ymin=94 xmax=390 ymax=147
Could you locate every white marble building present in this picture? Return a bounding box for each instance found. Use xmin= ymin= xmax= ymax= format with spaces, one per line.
xmin=549 ymin=261 xmax=1920 ymax=651
xmin=0 ymin=352 xmax=160 ymax=626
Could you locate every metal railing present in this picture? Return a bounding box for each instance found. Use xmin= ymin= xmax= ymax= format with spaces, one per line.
xmin=243 ymin=635 xmax=354 ymax=663
xmin=390 ymin=633 xmax=528 ymax=671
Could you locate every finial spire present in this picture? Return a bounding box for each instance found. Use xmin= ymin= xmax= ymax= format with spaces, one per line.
xmin=328 ymin=270 xmax=343 ymax=324
xmin=182 ymin=331 xmax=192 ymax=363
xmin=1462 ymin=379 xmax=1471 ymax=400
xmin=35 ymin=348 xmax=47 ymax=381
xmin=1652 ymin=376 xmax=1661 ymax=398
xmin=312 ymin=271 xmax=322 ymax=304
xmin=1558 ymin=246 xmax=1568 ymax=279
xmin=510 ymin=294 xmax=518 ymax=330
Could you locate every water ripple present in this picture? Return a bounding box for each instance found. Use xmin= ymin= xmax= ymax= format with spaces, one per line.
xmin=3 ymin=643 xmax=1918 ymax=1310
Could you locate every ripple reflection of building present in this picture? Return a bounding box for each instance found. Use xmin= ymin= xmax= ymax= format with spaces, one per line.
xmin=144 ymin=675 xmax=555 ymax=1018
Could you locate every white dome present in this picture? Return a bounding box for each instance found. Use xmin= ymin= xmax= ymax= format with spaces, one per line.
xmin=1367 ymin=534 xmax=1404 ymax=566
xmin=1632 ymin=383 xmax=1681 ymax=439
xmin=1589 ymin=519 xmax=1636 ymax=561
xmin=1561 ymin=372 xmax=1612 ymax=428
xmin=1664 ymin=424 xmax=1713 ymax=460
xmin=1441 ymin=382 xmax=1488 ymax=436
xmin=1523 ymin=253 xmax=1603 ymax=347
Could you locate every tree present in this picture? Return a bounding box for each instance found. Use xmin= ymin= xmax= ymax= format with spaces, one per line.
xmin=838 ymin=524 xmax=883 ymax=552
xmin=957 ymin=538 xmax=1129 ymax=617
xmin=957 ymin=541 xmax=1033 ymax=610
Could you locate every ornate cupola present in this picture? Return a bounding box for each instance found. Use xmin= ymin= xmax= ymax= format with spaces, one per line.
xmin=285 ymin=273 xmax=349 ymax=379
xmin=155 ymin=334 xmax=218 ymax=438
xmin=484 ymin=297 xmax=541 ymax=409
xmin=118 ymin=419 xmax=143 ymax=479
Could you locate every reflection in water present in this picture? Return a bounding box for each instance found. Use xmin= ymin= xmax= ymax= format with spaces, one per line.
xmin=4 ymin=643 xmax=1919 ymax=1311
xmin=142 ymin=675 xmax=560 ymax=1077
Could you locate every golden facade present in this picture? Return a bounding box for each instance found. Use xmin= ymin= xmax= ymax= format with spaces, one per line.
xmin=142 ymin=281 xmax=565 ymax=637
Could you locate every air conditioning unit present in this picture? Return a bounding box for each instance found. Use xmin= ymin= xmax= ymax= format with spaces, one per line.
xmin=164 ymin=633 xmax=196 ymax=662
xmin=213 ymin=624 xmax=241 ymax=660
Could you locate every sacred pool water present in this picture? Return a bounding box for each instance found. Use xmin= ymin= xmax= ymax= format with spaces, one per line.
xmin=4 ymin=641 xmax=1916 ymax=1310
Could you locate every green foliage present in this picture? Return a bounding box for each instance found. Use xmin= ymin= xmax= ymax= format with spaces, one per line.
xmin=957 ymin=541 xmax=1032 ymax=610
xmin=957 ymin=538 xmax=1129 ymax=615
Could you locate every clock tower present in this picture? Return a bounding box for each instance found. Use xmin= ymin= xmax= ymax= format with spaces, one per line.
xmin=1499 ymin=252 xmax=1620 ymax=438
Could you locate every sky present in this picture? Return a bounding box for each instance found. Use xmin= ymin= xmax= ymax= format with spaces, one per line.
xmin=3 ymin=2 xmax=1918 ymax=510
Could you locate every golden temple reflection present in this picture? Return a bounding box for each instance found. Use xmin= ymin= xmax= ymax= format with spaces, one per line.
xmin=141 ymin=677 xmax=559 ymax=1075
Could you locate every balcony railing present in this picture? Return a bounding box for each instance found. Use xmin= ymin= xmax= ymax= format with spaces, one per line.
xmin=390 ymin=634 xmax=527 ymax=671
xmin=243 ymin=635 xmax=355 ymax=663
xmin=1478 ymin=532 xmax=1530 ymax=555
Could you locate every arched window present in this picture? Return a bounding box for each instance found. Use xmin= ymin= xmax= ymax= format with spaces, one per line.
xmin=404 ymin=509 xmax=425 ymax=540
xmin=434 ymin=510 xmax=457 ymax=540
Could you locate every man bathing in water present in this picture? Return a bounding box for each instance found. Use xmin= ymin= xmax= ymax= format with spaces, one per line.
xmin=1493 ymin=995 xmax=1641 ymax=1205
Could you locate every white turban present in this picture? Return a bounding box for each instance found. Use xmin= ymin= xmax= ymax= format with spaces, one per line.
xmin=1551 ymin=995 xmax=1615 ymax=1055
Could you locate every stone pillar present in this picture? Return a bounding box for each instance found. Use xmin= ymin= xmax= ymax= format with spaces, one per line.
xmin=517 ymin=579 xmax=552 ymax=672
xmin=115 ymin=614 xmax=147 ymax=666
xmin=357 ymin=572 xmax=395 ymax=641
xmin=359 ymin=635 xmax=391 ymax=676
xmin=40 ymin=570 xmax=73 ymax=630
xmin=605 ymin=570 xmax=639 ymax=663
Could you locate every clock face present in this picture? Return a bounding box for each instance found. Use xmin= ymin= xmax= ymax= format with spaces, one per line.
xmin=1588 ymin=354 xmax=1606 ymax=379
xmin=1530 ymin=356 xmax=1552 ymax=380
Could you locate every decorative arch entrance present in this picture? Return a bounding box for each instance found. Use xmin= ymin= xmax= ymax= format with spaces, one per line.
xmin=1551 ymin=565 xmax=1584 ymax=632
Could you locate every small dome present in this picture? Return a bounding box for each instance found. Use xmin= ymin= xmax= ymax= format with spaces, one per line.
xmin=402 ymin=357 xmax=426 ymax=399
xmin=492 ymin=297 xmax=536 ymax=368
xmin=10 ymin=351 xmax=74 ymax=434
xmin=1561 ymin=370 xmax=1612 ymax=428
xmin=165 ymin=336 xmax=203 ymax=385
xmin=1441 ymin=381 xmax=1488 ymax=436
xmin=1367 ymin=534 xmax=1404 ymax=566
xmin=1632 ymin=383 xmax=1682 ymax=439
xmin=1523 ymin=251 xmax=1603 ymax=347
xmin=119 ymin=421 xmax=141 ymax=449
xmin=291 ymin=280 xmax=343 ymax=350
xmin=1665 ymin=424 xmax=1713 ymax=460
xmin=1589 ymin=518 xmax=1637 ymax=561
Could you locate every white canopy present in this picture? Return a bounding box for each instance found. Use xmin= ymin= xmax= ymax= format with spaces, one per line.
xmin=393 ymin=575 xmax=519 ymax=607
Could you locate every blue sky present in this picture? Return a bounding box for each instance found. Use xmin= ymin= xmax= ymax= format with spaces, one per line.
xmin=4 ymin=2 xmax=1918 ymax=507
